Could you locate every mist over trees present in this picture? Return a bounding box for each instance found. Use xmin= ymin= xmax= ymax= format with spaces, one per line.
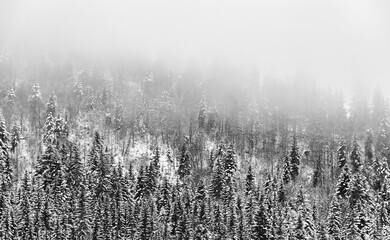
xmin=0 ymin=53 xmax=390 ymax=239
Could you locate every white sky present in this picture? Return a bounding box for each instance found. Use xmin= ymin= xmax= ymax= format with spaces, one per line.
xmin=1 ymin=0 xmax=390 ymax=94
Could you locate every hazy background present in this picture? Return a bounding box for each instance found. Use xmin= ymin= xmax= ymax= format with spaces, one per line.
xmin=1 ymin=0 xmax=390 ymax=95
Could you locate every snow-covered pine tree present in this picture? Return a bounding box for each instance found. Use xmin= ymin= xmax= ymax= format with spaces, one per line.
xmin=210 ymin=154 xmax=224 ymax=200
xmin=177 ymin=144 xmax=191 ymax=180
xmin=88 ymin=131 xmax=104 ymax=174
xmin=350 ymin=137 xmax=363 ymax=173
xmin=376 ymin=113 xmax=390 ymax=160
xmin=290 ymin=134 xmax=300 ymax=182
xmin=327 ymin=195 xmax=342 ymax=240
xmin=336 ymin=163 xmax=351 ymax=199
xmin=337 ymin=144 xmax=347 ymax=170
xmin=10 ymin=123 xmax=20 ymax=154
xmin=46 ymin=93 xmax=57 ymax=119
xmin=364 ymin=129 xmax=374 ymax=165
xmin=19 ymin=171 xmax=34 ymax=240
xmin=43 ymin=112 xmax=56 ymax=145
xmin=246 ymin=165 xmax=255 ymax=196
xmin=28 ymin=83 xmax=44 ymax=133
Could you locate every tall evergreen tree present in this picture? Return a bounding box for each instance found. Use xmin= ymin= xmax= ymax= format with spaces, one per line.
xmin=336 ymin=163 xmax=351 ymax=199
xmin=290 ymin=134 xmax=300 ymax=181
xmin=350 ymin=138 xmax=363 ymax=173
xmin=177 ymin=144 xmax=191 ymax=180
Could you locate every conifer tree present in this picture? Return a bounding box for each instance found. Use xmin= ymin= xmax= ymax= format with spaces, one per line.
xmin=336 ymin=163 xmax=351 ymax=199
xmin=28 ymin=83 xmax=44 ymax=132
xmin=253 ymin=195 xmax=272 ymax=239
xmin=246 ymin=165 xmax=255 ymax=196
xmin=43 ymin=112 xmax=56 ymax=145
xmin=177 ymin=144 xmax=191 ymax=180
xmin=224 ymin=145 xmax=237 ymax=175
xmin=350 ymin=138 xmax=363 ymax=173
xmin=290 ymin=134 xmax=300 ymax=181
xmin=337 ymin=144 xmax=347 ymax=170
xmin=376 ymin=114 xmax=390 ymax=160
xmin=88 ymin=131 xmax=104 ymax=174
xmin=36 ymin=145 xmax=61 ymax=191
xmin=313 ymin=156 xmax=323 ymax=188
xmin=10 ymin=123 xmax=20 ymax=154
xmin=364 ymin=129 xmax=374 ymax=165
xmin=327 ymin=195 xmax=342 ymax=240
xmin=46 ymin=93 xmax=57 ymax=119
xmin=19 ymin=172 xmax=33 ymax=240
xmin=210 ymin=155 xmax=224 ymax=200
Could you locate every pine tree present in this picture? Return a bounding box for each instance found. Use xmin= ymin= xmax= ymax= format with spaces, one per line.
xmin=246 ymin=165 xmax=255 ymax=196
xmin=345 ymin=198 xmax=373 ymax=239
xmin=364 ymin=129 xmax=374 ymax=165
xmin=376 ymin=114 xmax=390 ymax=160
xmin=170 ymin=195 xmax=182 ymax=237
xmin=177 ymin=209 xmax=192 ymax=240
xmin=327 ymin=195 xmax=342 ymax=240
xmin=290 ymin=134 xmax=300 ymax=181
xmin=88 ymin=131 xmax=104 ymax=174
xmin=282 ymin=155 xmax=292 ymax=185
xmin=46 ymin=93 xmax=57 ymax=118
xmin=3 ymin=89 xmax=16 ymax=126
xmin=66 ymin=145 xmax=83 ymax=191
xmin=10 ymin=123 xmax=20 ymax=154
xmin=212 ymin=203 xmax=226 ymax=240
xmin=372 ymin=156 xmax=390 ymax=191
xmin=19 ymin=172 xmax=33 ymax=240
xmin=177 ymin=144 xmax=191 ymax=180
xmin=313 ymin=156 xmax=323 ymax=188
xmin=336 ymin=163 xmax=351 ymax=199
xmin=350 ymin=138 xmax=363 ymax=173
xmin=43 ymin=112 xmax=56 ymax=145
xmin=28 ymin=83 xmax=44 ymax=132
xmin=349 ymin=171 xmax=372 ymax=209
xmin=253 ymin=195 xmax=272 ymax=239
xmin=135 ymin=166 xmax=148 ymax=200
xmin=0 ymin=121 xmax=9 ymax=157
xmin=36 ymin=145 xmax=61 ymax=191
xmin=245 ymin=194 xmax=256 ymax=239
xmin=77 ymin=179 xmax=90 ymax=239
xmin=151 ymin=146 xmax=161 ymax=178
xmin=0 ymin=122 xmax=12 ymax=191
xmin=337 ymin=144 xmax=347 ymax=170
xmin=224 ymin=145 xmax=237 ymax=175
xmin=198 ymin=93 xmax=207 ymax=130
xmin=210 ymin=155 xmax=224 ymax=200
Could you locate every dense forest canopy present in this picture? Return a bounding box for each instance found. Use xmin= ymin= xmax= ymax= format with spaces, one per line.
xmin=0 ymin=52 xmax=389 ymax=239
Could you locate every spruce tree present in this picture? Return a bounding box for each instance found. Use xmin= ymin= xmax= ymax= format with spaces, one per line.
xmin=19 ymin=172 xmax=33 ymax=240
xmin=350 ymin=138 xmax=363 ymax=173
xmin=46 ymin=93 xmax=57 ymax=119
xmin=327 ymin=195 xmax=342 ymax=240
xmin=336 ymin=163 xmax=351 ymax=199
xmin=177 ymin=144 xmax=191 ymax=180
xmin=246 ymin=165 xmax=255 ymax=196
xmin=43 ymin=112 xmax=56 ymax=145
xmin=290 ymin=134 xmax=300 ymax=181
xmin=337 ymin=144 xmax=347 ymax=170
xmin=376 ymin=114 xmax=390 ymax=160
xmin=210 ymin=155 xmax=224 ymax=200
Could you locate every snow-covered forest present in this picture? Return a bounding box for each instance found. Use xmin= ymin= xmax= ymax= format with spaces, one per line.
xmin=0 ymin=53 xmax=389 ymax=239
xmin=1 ymin=0 xmax=390 ymax=239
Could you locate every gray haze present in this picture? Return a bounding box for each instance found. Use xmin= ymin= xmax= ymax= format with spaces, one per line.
xmin=1 ymin=0 xmax=390 ymax=94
